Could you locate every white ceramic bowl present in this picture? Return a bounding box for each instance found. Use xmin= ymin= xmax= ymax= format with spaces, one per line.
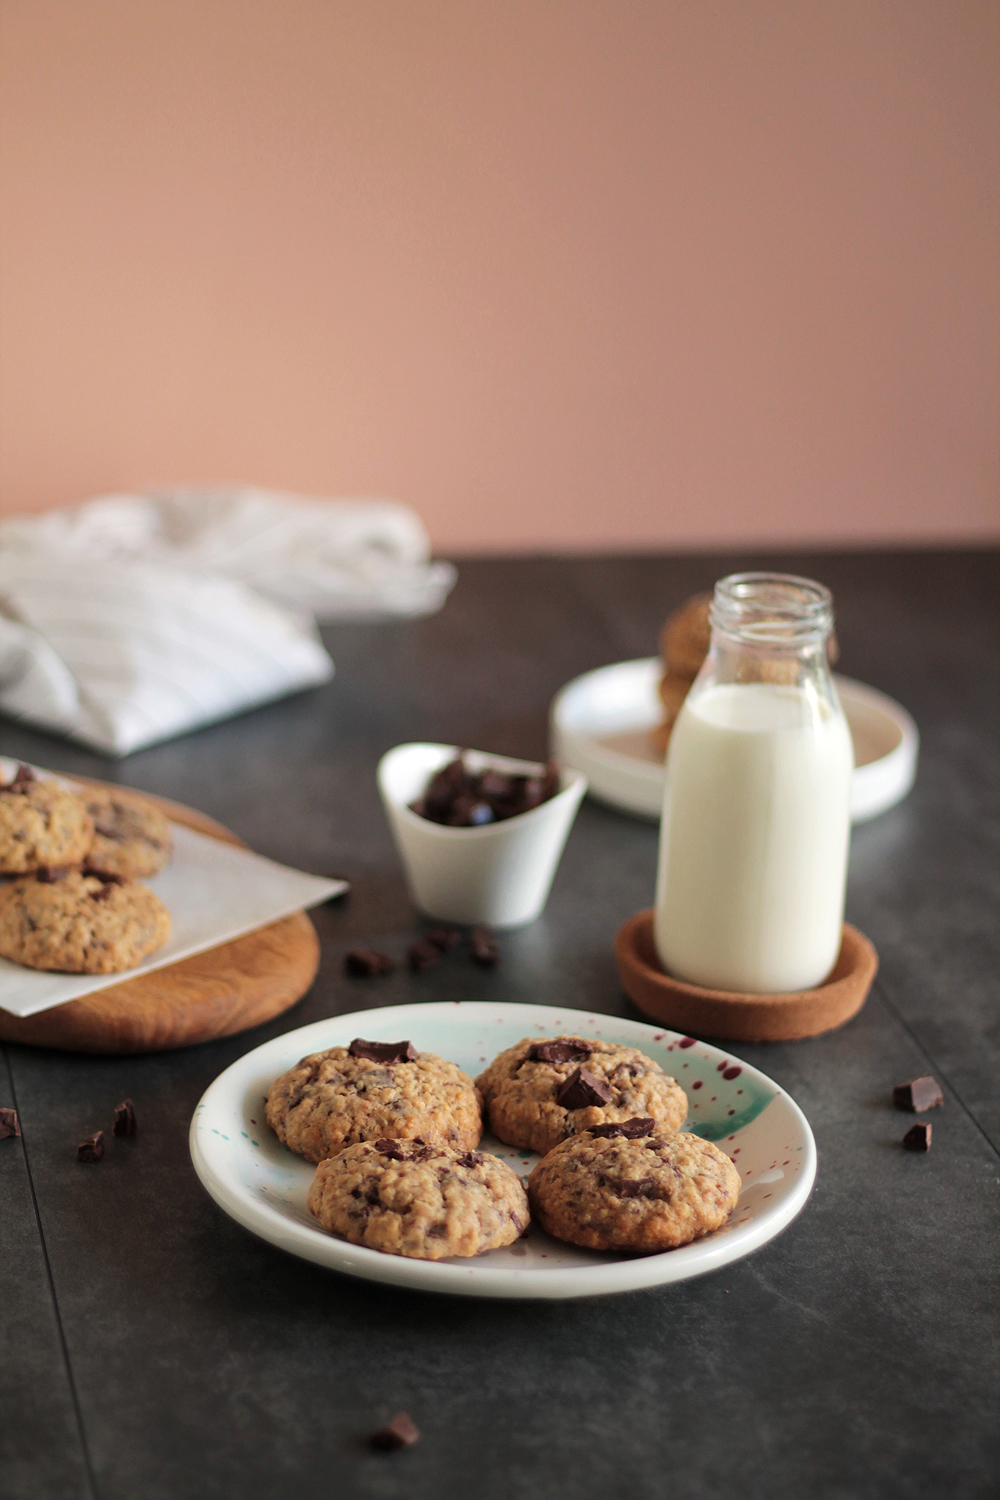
xmin=377 ymin=744 xmax=587 ymax=928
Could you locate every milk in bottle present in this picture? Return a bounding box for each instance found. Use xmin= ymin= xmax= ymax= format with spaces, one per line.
xmin=654 ymin=574 xmax=853 ymax=994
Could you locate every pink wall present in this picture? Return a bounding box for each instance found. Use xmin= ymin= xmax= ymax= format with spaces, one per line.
xmin=1 ymin=1 xmax=997 ymax=553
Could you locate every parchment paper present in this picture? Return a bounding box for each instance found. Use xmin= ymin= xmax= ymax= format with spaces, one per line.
xmin=0 ymin=820 xmax=346 ymax=1019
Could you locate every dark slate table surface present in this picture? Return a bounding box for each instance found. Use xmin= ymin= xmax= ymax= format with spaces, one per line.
xmin=2 ymin=549 xmax=998 ymax=1500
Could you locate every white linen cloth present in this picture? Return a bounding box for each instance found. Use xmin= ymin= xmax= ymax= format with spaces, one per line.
xmin=0 ymin=489 xmax=456 ymax=756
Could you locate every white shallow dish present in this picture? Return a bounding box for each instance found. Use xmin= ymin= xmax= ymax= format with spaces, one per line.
xmin=190 ymin=1000 xmax=816 ymax=1300
xmin=550 ymin=659 xmax=918 ymax=823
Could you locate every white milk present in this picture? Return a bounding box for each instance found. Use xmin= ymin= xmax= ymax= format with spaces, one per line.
xmin=654 ymin=682 xmax=853 ymax=993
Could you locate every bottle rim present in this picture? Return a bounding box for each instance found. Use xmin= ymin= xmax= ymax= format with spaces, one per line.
xmin=710 ymin=572 xmax=834 ymax=647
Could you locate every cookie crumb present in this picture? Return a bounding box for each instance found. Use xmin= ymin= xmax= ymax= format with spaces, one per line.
xmin=370 ymin=1411 xmax=420 ymax=1450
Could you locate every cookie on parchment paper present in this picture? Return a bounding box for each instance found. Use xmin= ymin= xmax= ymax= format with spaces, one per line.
xmin=0 ymin=766 xmax=94 ymax=875
xmin=528 ymin=1119 xmax=740 ymax=1252
xmin=475 ymin=1036 xmax=687 ymax=1157
xmin=82 ymin=786 xmax=173 ymax=880
xmin=266 ymin=1039 xmax=483 ymax=1164
xmin=307 ymin=1137 xmax=528 ymax=1259
xmin=0 ymin=868 xmax=171 ymax=973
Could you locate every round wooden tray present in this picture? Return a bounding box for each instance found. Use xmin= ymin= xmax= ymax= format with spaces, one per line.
xmin=615 ymin=909 xmax=878 ymax=1043
xmin=0 ymin=784 xmax=320 ymax=1054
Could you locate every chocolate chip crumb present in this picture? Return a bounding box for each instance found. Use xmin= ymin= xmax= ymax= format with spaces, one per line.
xmin=903 ymin=1123 xmax=932 ymax=1152
xmin=1 ymin=764 xmax=35 ymax=794
xmin=407 ymin=938 xmax=441 ymax=972
xmin=589 ymin=1117 xmax=656 ymax=1139
xmin=893 ymin=1077 xmax=944 ymax=1113
xmin=425 ymin=927 xmax=459 ymax=952
xmin=344 ymin=949 xmax=394 ymax=978
xmin=471 ymin=926 xmax=500 ymax=967
xmin=77 ymin=1131 xmax=104 ymax=1163
xmin=370 ymin=1411 xmax=420 ymax=1450
xmin=555 ymin=1067 xmax=614 ymax=1109
xmin=113 ymin=1099 xmax=137 ymax=1137
xmin=0 ymin=1108 xmax=20 ymax=1138
xmin=349 ymin=1038 xmax=419 ymax=1064
xmin=528 ymin=1039 xmax=593 ymax=1064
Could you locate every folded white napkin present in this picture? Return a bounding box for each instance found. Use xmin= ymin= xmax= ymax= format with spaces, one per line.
xmin=0 ymin=488 xmax=456 ymax=756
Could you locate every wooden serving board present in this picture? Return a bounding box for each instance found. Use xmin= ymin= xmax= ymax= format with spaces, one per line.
xmin=0 ymin=784 xmax=320 ymax=1055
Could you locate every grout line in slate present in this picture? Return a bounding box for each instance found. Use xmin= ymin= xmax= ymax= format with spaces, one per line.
xmin=873 ymin=978 xmax=1000 ymax=1163
xmin=4 ymin=1047 xmax=101 ymax=1500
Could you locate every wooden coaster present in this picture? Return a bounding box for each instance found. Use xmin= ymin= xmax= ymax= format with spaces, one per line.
xmin=615 ymin=909 xmax=878 ymax=1043
xmin=0 ymin=783 xmax=320 ymax=1055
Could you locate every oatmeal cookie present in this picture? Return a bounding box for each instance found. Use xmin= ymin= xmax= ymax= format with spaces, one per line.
xmin=82 ymin=786 xmax=173 ymax=880
xmin=528 ymin=1119 xmax=740 ymax=1251
xmin=0 ymin=766 xmax=93 ymax=874
xmin=266 ymin=1039 xmax=483 ymax=1163
xmin=0 ymin=868 xmax=171 ymax=973
xmin=475 ymin=1036 xmax=687 ymax=1156
xmin=307 ymin=1137 xmax=528 ymax=1259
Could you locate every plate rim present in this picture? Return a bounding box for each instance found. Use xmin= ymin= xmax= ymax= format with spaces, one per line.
xmin=190 ymin=999 xmax=817 ymax=1300
xmin=550 ymin=657 xmax=918 ymax=824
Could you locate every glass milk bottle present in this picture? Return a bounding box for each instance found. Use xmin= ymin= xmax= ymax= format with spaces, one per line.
xmin=654 ymin=573 xmax=853 ymax=994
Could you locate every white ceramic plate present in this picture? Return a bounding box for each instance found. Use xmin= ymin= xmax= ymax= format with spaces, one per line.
xmin=550 ymin=659 xmax=918 ymax=823
xmin=190 ymin=1000 xmax=816 ymax=1299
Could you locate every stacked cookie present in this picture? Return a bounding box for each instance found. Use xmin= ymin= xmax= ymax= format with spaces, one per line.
xmin=271 ymin=1032 xmax=739 ymax=1260
xmin=654 ymin=592 xmax=713 ymax=753
xmin=0 ymin=766 xmax=172 ymax=973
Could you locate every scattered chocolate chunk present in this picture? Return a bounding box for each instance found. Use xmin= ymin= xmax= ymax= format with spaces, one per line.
xmin=35 ymin=866 xmax=69 ymax=883
xmin=113 ymin=1099 xmax=137 ymax=1137
xmin=902 ymin=1122 xmax=932 ymax=1152
xmin=410 ymin=755 xmax=561 ymax=827
xmin=407 ymin=938 xmax=441 ymax=973
xmin=471 ymin=926 xmax=500 ymax=967
xmin=0 ymin=1108 xmax=20 ymax=1138
xmin=527 ymin=1039 xmax=593 ymax=1065
xmin=893 ymin=1077 xmax=944 ymax=1113
xmin=375 ymin=1139 xmax=406 ymax=1159
xmin=457 ymin=1151 xmax=485 ymax=1168
xmin=589 ymin=1117 xmax=656 ymax=1139
xmin=555 ymin=1067 xmax=614 ymax=1109
xmin=77 ymin=1131 xmax=104 ymax=1163
xmin=370 ymin=1411 xmax=420 ymax=1450
xmin=424 ymin=927 xmax=460 ymax=952
xmin=344 ymin=949 xmax=394 ymax=978
xmin=1 ymin=764 xmax=35 ymax=794
xmin=349 ymin=1038 xmax=419 ymax=1064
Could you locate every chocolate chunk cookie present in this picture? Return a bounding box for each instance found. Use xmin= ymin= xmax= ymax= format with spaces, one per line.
xmin=82 ymin=787 xmax=173 ymax=880
xmin=475 ymin=1037 xmax=687 ymax=1156
xmin=0 ymin=869 xmax=171 ymax=973
xmin=0 ymin=767 xmax=93 ymax=874
xmin=528 ymin=1123 xmax=740 ymax=1251
xmin=266 ymin=1042 xmax=483 ymax=1163
xmin=307 ymin=1137 xmax=529 ymax=1259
